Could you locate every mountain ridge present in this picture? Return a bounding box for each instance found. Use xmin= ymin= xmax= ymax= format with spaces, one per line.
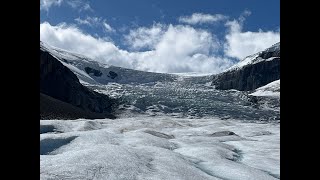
xmin=212 ymin=42 xmax=280 ymax=91
xmin=40 ymin=47 xmax=117 ymax=119
xmin=40 ymin=41 xmax=280 ymax=120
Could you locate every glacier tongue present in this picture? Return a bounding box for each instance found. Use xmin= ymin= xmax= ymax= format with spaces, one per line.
xmin=40 ymin=116 xmax=279 ymax=180
xmin=40 ymin=41 xmax=279 ymax=121
xmin=40 ymin=42 xmax=280 ymax=180
xmin=94 ymin=78 xmax=279 ymax=121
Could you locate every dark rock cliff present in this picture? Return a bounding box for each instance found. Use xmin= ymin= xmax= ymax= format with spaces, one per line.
xmin=212 ymin=43 xmax=280 ymax=91
xmin=40 ymin=93 xmax=115 ymax=119
xmin=40 ymin=49 xmax=116 ymax=119
xmin=84 ymin=67 xmax=103 ymax=77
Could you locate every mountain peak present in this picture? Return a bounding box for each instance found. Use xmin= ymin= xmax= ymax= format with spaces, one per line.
xmin=213 ymin=42 xmax=280 ymax=91
xmin=226 ymin=42 xmax=280 ymax=72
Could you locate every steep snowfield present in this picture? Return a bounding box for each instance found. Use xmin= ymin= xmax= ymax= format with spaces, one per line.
xmin=40 ymin=42 xmax=178 ymax=85
xmin=225 ymin=53 xmax=260 ymax=71
xmin=40 ymin=116 xmax=279 ymax=180
xmin=249 ymin=80 xmax=280 ymax=97
xmin=225 ymin=42 xmax=280 ymax=72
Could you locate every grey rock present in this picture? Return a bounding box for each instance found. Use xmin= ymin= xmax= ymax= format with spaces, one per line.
xmin=40 ymin=49 xmax=117 ymax=119
xmin=84 ymin=67 xmax=102 ymax=77
xmin=212 ymin=43 xmax=280 ymax=91
xmin=108 ymin=71 xmax=118 ymax=79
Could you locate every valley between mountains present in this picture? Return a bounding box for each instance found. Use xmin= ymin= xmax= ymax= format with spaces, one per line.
xmin=40 ymin=42 xmax=280 ymax=180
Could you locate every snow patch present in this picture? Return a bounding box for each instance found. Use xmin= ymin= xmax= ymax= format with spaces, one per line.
xmin=249 ymin=80 xmax=280 ymax=97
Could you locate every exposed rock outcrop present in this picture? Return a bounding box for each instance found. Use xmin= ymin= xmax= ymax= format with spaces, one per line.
xmin=40 ymin=49 xmax=117 ymax=119
xmin=108 ymin=71 xmax=118 ymax=79
xmin=212 ymin=43 xmax=280 ymax=91
xmin=84 ymin=67 xmax=102 ymax=77
xmin=40 ymin=93 xmax=115 ymax=119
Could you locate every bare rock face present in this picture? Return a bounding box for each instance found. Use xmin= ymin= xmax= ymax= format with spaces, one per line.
xmin=212 ymin=43 xmax=280 ymax=91
xmin=84 ymin=67 xmax=102 ymax=77
xmin=40 ymin=49 xmax=117 ymax=119
xmin=108 ymin=71 xmax=118 ymax=79
xmin=40 ymin=93 xmax=115 ymax=119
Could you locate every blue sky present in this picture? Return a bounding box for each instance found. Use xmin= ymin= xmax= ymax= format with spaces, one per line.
xmin=40 ymin=0 xmax=280 ymax=74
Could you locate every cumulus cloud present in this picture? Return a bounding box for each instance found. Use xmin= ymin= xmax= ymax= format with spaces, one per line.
xmin=40 ymin=0 xmax=63 ymax=11
xmin=75 ymin=16 xmax=115 ymax=33
xmin=40 ymin=10 xmax=280 ymax=73
xmin=224 ymin=12 xmax=280 ymax=60
xmin=40 ymin=22 xmax=133 ymax=68
xmin=178 ymin=13 xmax=228 ymax=25
xmin=132 ymin=24 xmax=231 ymax=73
xmin=40 ymin=22 xmax=233 ymax=74
xmin=124 ymin=23 xmax=166 ymax=50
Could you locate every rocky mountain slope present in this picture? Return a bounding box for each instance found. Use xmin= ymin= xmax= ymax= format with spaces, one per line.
xmin=40 ymin=93 xmax=114 ymax=119
xmin=40 ymin=47 xmax=117 ymax=119
xmin=212 ymin=43 xmax=280 ymax=91
xmin=40 ymin=41 xmax=177 ymax=85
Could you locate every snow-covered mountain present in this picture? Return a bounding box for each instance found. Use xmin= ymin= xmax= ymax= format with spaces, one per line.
xmin=212 ymin=42 xmax=280 ymax=91
xmin=40 ymin=41 xmax=280 ymax=121
xmin=40 ymin=41 xmax=280 ymax=180
xmin=41 ymin=41 xmax=178 ymax=85
xmin=40 ymin=45 xmax=117 ymax=119
xmin=226 ymin=42 xmax=280 ymax=72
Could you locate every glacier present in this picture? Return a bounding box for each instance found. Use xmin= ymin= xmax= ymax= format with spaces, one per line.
xmin=40 ymin=42 xmax=280 ymax=180
xmin=41 ymin=116 xmax=279 ymax=180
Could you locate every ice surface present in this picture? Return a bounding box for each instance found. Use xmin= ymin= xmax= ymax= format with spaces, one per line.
xmin=40 ymin=117 xmax=279 ymax=179
xmin=249 ymin=80 xmax=280 ymax=97
xmin=40 ymin=42 xmax=279 ymax=179
xmin=40 ymin=42 xmax=280 ymax=121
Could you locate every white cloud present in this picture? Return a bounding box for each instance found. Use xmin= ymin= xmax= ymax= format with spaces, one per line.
xmin=40 ymin=0 xmax=63 ymax=11
xmin=224 ymin=19 xmax=280 ymax=60
xmin=40 ymin=0 xmax=92 ymax=12
xmin=40 ymin=22 xmax=133 ymax=68
xmin=75 ymin=17 xmax=101 ymax=26
xmin=238 ymin=10 xmax=252 ymax=23
xmin=124 ymin=23 xmax=166 ymax=50
xmin=103 ymin=21 xmax=115 ymax=32
xmin=67 ymin=0 xmax=93 ymax=12
xmin=75 ymin=16 xmax=115 ymax=33
xmin=40 ymin=22 xmax=233 ymax=74
xmin=81 ymin=3 xmax=92 ymax=11
xmin=178 ymin=13 xmax=228 ymax=25
xmin=40 ymin=10 xmax=279 ymax=73
xmin=132 ymin=24 xmax=230 ymax=73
